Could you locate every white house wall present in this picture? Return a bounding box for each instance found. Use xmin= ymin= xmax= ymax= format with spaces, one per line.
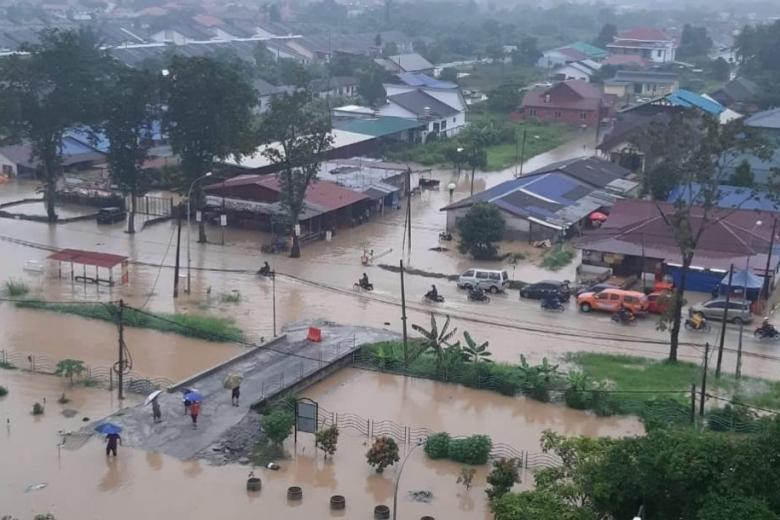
xmin=0 ymin=152 xmax=18 ymax=177
xmin=377 ymin=103 xmax=418 ymax=119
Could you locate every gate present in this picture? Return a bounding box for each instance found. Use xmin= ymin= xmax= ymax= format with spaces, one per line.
xmin=126 ymin=195 xmax=174 ymax=217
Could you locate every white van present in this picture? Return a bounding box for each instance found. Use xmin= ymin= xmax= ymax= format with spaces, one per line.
xmin=457 ymin=268 xmax=510 ymax=293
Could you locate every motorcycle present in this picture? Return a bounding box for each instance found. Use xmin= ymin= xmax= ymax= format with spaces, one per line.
xmin=754 ymin=326 xmax=780 ymax=340
xmin=468 ymin=288 xmax=490 ymax=303
xmin=684 ymin=317 xmax=711 ymax=332
xmin=541 ymin=298 xmax=565 ymax=312
xmin=257 ymin=265 xmax=272 ymax=277
xmin=439 ymin=232 xmax=453 ymax=241
xmin=611 ymin=311 xmax=637 ymax=325
xmin=354 ymin=280 xmax=374 ymax=291
xmin=424 ymin=291 xmax=445 ymax=303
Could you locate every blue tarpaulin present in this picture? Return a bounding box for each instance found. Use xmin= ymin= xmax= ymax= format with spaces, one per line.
xmin=721 ymin=269 xmax=763 ymax=289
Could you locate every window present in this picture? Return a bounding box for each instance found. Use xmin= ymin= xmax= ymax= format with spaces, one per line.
xmin=528 ymin=108 xmax=537 ymax=117
xmin=488 ymin=272 xmax=500 ymax=281
xmin=1 ymin=165 xmax=11 ymax=175
xmin=580 ymin=111 xmax=588 ymax=120
xmin=596 ymin=293 xmax=609 ymax=300
xmin=433 ymin=122 xmax=440 ymax=132
xmin=463 ymin=270 xmax=474 ymax=277
xmin=728 ymin=302 xmax=748 ymax=310
xmin=441 ymin=120 xmax=447 ymax=130
xmin=453 ymin=117 xmax=456 ymax=122
xmin=706 ymin=302 xmax=725 ymax=309
xmin=624 ymin=296 xmax=636 ymax=304
xmin=476 ymin=271 xmax=489 ymax=279
xmin=609 ymin=293 xmax=620 ymax=301
xmin=554 ymin=111 xmax=562 ymax=118
xmin=502 ymin=271 xmax=508 ymax=281
xmin=657 ymin=50 xmax=662 ymax=58
xmin=544 ymin=94 xmax=551 ymax=103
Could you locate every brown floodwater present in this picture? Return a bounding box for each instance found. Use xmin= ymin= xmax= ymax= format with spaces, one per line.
xmin=1 ymin=366 xmax=640 ymax=520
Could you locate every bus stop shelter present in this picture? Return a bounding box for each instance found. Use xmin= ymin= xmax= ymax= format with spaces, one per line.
xmin=48 ymin=248 xmax=129 ymax=286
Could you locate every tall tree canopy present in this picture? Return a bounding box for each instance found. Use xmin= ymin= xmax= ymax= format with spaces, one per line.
xmin=677 ymin=24 xmax=713 ymax=59
xmin=102 ymin=65 xmax=159 ymax=233
xmin=0 ymin=28 xmax=111 ymax=221
xmin=164 ymin=55 xmax=257 ymax=242
xmin=260 ymin=90 xmax=333 ymax=257
xmin=592 ymin=23 xmax=617 ymax=49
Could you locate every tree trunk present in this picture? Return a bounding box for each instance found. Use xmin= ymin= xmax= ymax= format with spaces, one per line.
xmin=44 ymin=176 xmax=57 ymax=222
xmin=668 ymin=253 xmax=692 ymax=362
xmin=290 ymin=232 xmax=301 ymax=258
xmin=196 ymin=185 xmax=207 ymax=243
xmin=127 ymin=190 xmax=136 ymax=234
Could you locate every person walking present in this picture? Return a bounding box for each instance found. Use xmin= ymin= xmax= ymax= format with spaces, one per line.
xmin=183 ymin=398 xmax=191 ymax=416
xmin=105 ymin=432 xmax=121 ymax=457
xmin=190 ymin=401 xmax=200 ymax=428
xmin=231 ymin=385 xmax=240 ymax=407
xmin=151 ymin=398 xmax=162 ymax=423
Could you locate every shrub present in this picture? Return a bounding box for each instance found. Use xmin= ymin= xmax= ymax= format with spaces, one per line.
xmin=640 ymin=397 xmax=691 ymax=430
xmin=0 ymin=385 xmax=7 ymax=397
xmin=448 ymin=434 xmax=492 ymax=465
xmin=55 ymin=359 xmax=86 ymax=385
xmin=262 ymin=408 xmax=295 ymax=445
xmin=32 ymin=402 xmax=44 ymax=415
xmin=540 ymin=244 xmax=575 ymax=270
xmin=707 ymin=405 xmax=759 ymax=433
xmin=486 ymin=458 xmax=520 ymax=501
xmin=315 ymin=425 xmax=339 ymax=457
xmin=424 ymin=432 xmax=451 ymax=459
xmin=4 ymin=278 xmax=29 ymax=297
xmin=366 ymin=436 xmax=400 ymax=472
xmin=253 ymin=438 xmax=285 ymax=465
xmin=57 ymin=393 xmax=69 ymax=404
xmin=220 ymin=291 xmax=241 ymax=303
xmin=457 ymin=202 xmax=506 ymax=259
xmin=0 ymin=361 xmax=16 ymax=370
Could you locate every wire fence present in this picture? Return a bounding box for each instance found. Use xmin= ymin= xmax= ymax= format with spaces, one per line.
xmin=0 ymin=348 xmax=174 ymax=395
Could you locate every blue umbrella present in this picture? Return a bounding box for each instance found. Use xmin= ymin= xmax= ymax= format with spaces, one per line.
xmin=184 ymin=390 xmax=202 ymax=403
xmin=94 ymin=422 xmax=123 ymax=435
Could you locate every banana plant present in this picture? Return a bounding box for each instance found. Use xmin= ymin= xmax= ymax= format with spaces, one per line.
xmin=412 ymin=313 xmax=458 ymax=374
xmin=462 ymin=331 xmax=493 ymax=363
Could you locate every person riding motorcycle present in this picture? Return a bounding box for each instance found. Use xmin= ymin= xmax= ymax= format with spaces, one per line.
xmin=690 ymin=311 xmax=706 ymax=330
xmin=759 ymin=317 xmax=778 ymax=336
xmin=258 ymin=261 xmax=271 ymax=276
xmin=617 ymin=305 xmax=635 ymax=322
xmin=542 ymin=293 xmax=562 ymax=309
xmin=469 ymin=285 xmax=485 ymax=300
xmin=426 ymin=285 xmax=439 ymax=300
xmin=359 ymin=273 xmax=371 ymax=289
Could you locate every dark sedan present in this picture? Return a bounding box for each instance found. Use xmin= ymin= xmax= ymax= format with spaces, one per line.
xmin=520 ymin=280 xmax=571 ymax=300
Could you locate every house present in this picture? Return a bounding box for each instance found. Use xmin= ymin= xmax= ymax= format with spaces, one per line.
xmin=441 ymin=157 xmax=635 ymax=241
xmin=0 ymin=139 xmax=105 ymax=178
xmin=321 ymin=158 xmax=407 ymax=211
xmin=600 ymin=54 xmax=649 ymax=69
xmin=332 ymin=116 xmax=427 ymax=144
xmin=204 ymin=174 xmax=370 ymax=236
xmin=309 ymin=76 xmax=358 ymax=99
xmin=395 ymin=72 xmax=458 ymax=90
xmin=254 ymin=79 xmax=295 ymax=114
xmin=604 ymin=70 xmax=679 ymax=102
xmin=607 ymin=27 xmax=677 ymax=64
xmin=537 ymin=42 xmax=607 ymax=68
xmin=378 ymin=89 xmax=464 ymax=140
xmin=377 ymin=53 xmax=435 ymax=75
xmin=578 ymin=199 xmax=780 ymax=293
xmin=514 ymin=80 xmax=616 ymax=127
xmin=719 ymin=108 xmax=780 ymax=184
xmin=551 ymin=59 xmax=602 ymax=82
xmin=710 ymin=77 xmax=760 ymax=113
xmin=148 ymin=23 xmax=214 ymax=44
xmin=291 ymin=31 xmax=413 ymax=62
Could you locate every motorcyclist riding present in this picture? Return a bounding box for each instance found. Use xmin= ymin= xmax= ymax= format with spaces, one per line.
xmin=617 ymin=305 xmax=635 ymax=322
xmin=258 ymin=261 xmax=271 ymax=276
xmin=542 ymin=293 xmax=561 ymax=309
xmin=359 ymin=273 xmax=370 ymax=289
xmin=426 ymin=285 xmax=439 ymax=300
xmin=690 ymin=311 xmax=706 ymax=330
xmin=759 ymin=317 xmax=777 ymax=336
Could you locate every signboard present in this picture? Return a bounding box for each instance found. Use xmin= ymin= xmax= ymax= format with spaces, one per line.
xmin=220 ymin=214 xmax=227 ymax=227
xmin=206 ymin=195 xmax=278 ymax=215
xmin=295 ymin=398 xmax=318 ymax=437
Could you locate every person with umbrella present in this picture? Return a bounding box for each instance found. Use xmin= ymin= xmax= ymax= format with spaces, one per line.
xmin=224 ymin=373 xmax=242 ymax=407
xmin=184 ymin=390 xmax=202 ymax=428
xmin=95 ymin=423 xmax=123 ymax=457
xmin=145 ymin=390 xmax=163 ymax=423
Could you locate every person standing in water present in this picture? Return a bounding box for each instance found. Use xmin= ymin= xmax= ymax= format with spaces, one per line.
xmin=151 ymin=397 xmax=162 ymax=423
xmin=190 ymin=401 xmax=200 ymax=428
xmin=105 ymin=432 xmax=121 ymax=457
xmin=231 ymin=385 xmax=240 ymax=407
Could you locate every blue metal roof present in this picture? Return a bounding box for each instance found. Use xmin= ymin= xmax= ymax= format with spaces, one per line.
xmin=67 ymin=121 xmax=164 ymax=153
xmin=666 ymin=89 xmax=725 ymax=115
xmin=668 ymin=183 xmax=780 ymax=212
xmin=396 ymin=72 xmax=457 ymax=89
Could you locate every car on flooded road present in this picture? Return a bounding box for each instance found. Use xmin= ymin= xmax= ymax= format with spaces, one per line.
xmin=96 ymin=207 xmax=126 ymax=224
xmin=577 ymin=288 xmax=648 ymax=314
xmin=646 ymin=291 xmax=672 ymax=314
xmin=688 ymin=298 xmax=752 ymax=324
xmin=519 ymin=280 xmax=571 ymax=300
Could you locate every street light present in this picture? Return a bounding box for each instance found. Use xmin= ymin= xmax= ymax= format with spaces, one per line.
xmin=456 ymin=147 xmax=464 ymax=177
xmin=447 ymin=181 xmax=456 ymax=201
xmin=186 ymin=171 xmax=213 ymax=294
xmin=392 ymin=439 xmax=425 ymax=520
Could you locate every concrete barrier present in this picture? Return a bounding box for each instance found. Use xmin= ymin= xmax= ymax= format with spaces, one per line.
xmin=168 ymin=334 xmax=288 ymax=392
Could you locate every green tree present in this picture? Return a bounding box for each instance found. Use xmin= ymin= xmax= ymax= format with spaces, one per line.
xmin=709 ymin=57 xmax=731 ymax=81
xmin=487 ymin=84 xmax=521 ymax=113
xmin=439 ymin=67 xmax=459 ymax=83
xmin=366 ymin=436 xmax=400 ymax=472
xmin=382 ymin=41 xmax=399 ymax=59
xmin=678 ymin=24 xmax=713 ymax=59
xmin=164 ymin=55 xmax=257 ymax=243
xmin=637 ymin=113 xmax=773 ymax=361
xmin=102 ymin=65 xmax=159 ymax=234
xmin=592 ymin=23 xmax=617 ymax=49
xmin=462 ymin=331 xmax=492 ymax=363
xmin=315 ymin=424 xmax=339 ymax=457
xmin=0 ymin=28 xmax=111 ymax=222
xmin=457 ymin=202 xmax=506 ymax=259
xmin=55 ymin=359 xmax=86 ymax=385
xmin=411 ymin=313 xmax=458 ymax=375
xmin=730 ymin=159 xmax=754 ymax=187
xmin=357 ymin=65 xmax=388 ymax=107
xmin=278 ymin=58 xmax=310 ymax=86
xmin=512 ymin=37 xmax=542 ymax=66
xmin=260 ymin=89 xmax=334 ymax=257
xmin=486 ymin=458 xmax=520 ymax=501
xmin=263 ymin=408 xmax=294 ymax=445
xmin=493 ymin=490 xmax=589 ymax=520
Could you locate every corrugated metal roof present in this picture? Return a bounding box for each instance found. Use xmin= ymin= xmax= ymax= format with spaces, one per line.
xmin=333 ymin=116 xmax=425 ymax=137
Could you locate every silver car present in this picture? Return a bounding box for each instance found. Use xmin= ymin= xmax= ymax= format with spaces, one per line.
xmin=688 ymin=298 xmax=752 ymax=324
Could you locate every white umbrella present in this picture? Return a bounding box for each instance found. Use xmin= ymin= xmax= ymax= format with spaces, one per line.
xmin=144 ymin=390 xmax=162 ymax=406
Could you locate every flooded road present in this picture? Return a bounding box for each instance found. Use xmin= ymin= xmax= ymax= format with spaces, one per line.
xmin=1 ymin=367 xmax=640 ymax=520
xmin=0 ymin=133 xmax=778 ymax=385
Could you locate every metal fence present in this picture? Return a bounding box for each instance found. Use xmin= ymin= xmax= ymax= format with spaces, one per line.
xmin=0 ymin=349 xmax=174 ymax=395
xmin=126 ymin=195 xmax=174 ymax=217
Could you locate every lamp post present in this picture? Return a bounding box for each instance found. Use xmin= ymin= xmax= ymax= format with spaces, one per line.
xmin=456 ymin=147 xmax=464 ymax=177
xmin=447 ymin=181 xmax=456 ymax=202
xmin=392 ymin=440 xmax=425 ymax=520
xmin=186 ymin=171 xmax=213 ymax=294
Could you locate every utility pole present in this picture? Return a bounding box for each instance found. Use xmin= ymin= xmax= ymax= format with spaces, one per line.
xmin=690 ymin=383 xmax=696 ymax=425
xmin=700 ymin=342 xmax=709 ymax=417
xmin=736 ymin=321 xmax=744 ymax=380
xmin=400 ymin=259 xmax=409 ymax=368
xmin=405 ymin=168 xmax=412 ymax=257
xmin=117 ymin=299 xmax=125 ymax=401
xmin=762 ymin=217 xmax=777 ymax=301
xmin=173 ymin=204 xmax=182 ymax=298
xmin=716 ymin=263 xmax=734 ymax=378
xmin=272 ymin=270 xmax=277 ymax=337
xmin=517 ymin=127 xmax=528 ymax=177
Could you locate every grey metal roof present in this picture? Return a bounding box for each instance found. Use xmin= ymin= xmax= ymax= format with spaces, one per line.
xmin=745 ymin=108 xmax=780 ymax=130
xmin=528 ymin=157 xmax=630 ymax=188
xmin=613 ymin=70 xmax=678 ymax=84
xmin=388 ymin=53 xmax=434 ymax=72
xmin=309 ymin=76 xmax=357 ymax=92
xmin=387 ymin=89 xmax=458 ymax=118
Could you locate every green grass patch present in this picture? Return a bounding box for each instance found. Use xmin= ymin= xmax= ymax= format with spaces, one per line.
xmin=0 ymin=385 xmax=7 ymax=397
xmin=540 ymin=244 xmax=575 ymax=270
xmin=4 ymin=278 xmax=29 ymax=297
xmin=220 ymin=291 xmax=241 ymax=304
xmin=15 ymin=300 xmax=243 ymax=343
xmin=0 ymin=361 xmax=16 ymax=370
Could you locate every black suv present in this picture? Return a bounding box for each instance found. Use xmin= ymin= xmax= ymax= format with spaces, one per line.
xmin=520 ymin=280 xmax=571 ymax=300
xmin=96 ymin=207 xmax=126 ymax=224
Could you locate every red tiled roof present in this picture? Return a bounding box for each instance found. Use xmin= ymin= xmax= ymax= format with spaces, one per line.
xmin=557 ymin=47 xmax=589 ymax=61
xmin=616 ymin=27 xmax=672 ymax=42
xmin=48 ymin=249 xmax=127 ymax=269
xmin=521 ymin=80 xmax=605 ymax=112
xmin=601 ymin=54 xmax=649 ymax=68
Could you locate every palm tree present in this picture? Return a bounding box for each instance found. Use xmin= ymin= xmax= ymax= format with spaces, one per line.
xmin=462 ymin=331 xmax=493 ymax=363
xmin=412 ymin=313 xmax=458 ymax=374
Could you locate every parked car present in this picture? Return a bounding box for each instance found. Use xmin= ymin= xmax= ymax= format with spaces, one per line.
xmin=96 ymin=207 xmax=126 ymax=224
xmin=520 ymin=280 xmax=571 ymax=300
xmin=457 ymin=268 xmax=510 ymax=293
xmin=575 ymin=282 xmax=618 ymax=297
xmin=688 ymin=298 xmax=752 ymax=324
xmin=647 ymin=291 xmax=672 ymax=314
xmin=577 ymin=288 xmax=648 ymax=314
